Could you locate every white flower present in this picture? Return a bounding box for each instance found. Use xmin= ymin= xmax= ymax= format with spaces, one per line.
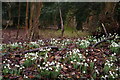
xmin=105 ymin=75 xmax=108 ymax=77
xmin=3 ymin=61 xmax=5 ymax=63
xmin=95 ymin=66 xmax=97 ymax=69
xmin=87 ymin=59 xmax=90 ymax=62
xmin=49 ymin=67 xmax=52 ymax=70
xmin=38 ymin=65 xmax=40 ymax=67
xmin=56 ymin=64 xmax=60 ymax=68
xmin=80 ymin=62 xmax=83 ymax=65
xmin=61 ymin=64 xmax=63 ymax=68
xmin=4 ymin=66 xmax=7 ymax=68
xmin=24 ymin=75 xmax=28 ymax=78
xmin=46 ymin=68 xmax=49 ymax=71
xmin=43 ymin=62 xmax=46 ymax=65
xmin=110 ymin=42 xmax=119 ymax=47
xmin=11 ymin=63 xmax=14 ymax=65
xmin=71 ymin=61 xmax=73 ymax=64
xmin=55 ymin=69 xmax=58 ymax=72
xmin=84 ymin=63 xmax=88 ymax=66
xmin=45 ymin=64 xmax=48 ymax=67
xmin=15 ymin=65 xmax=20 ymax=67
xmin=74 ymin=59 xmax=77 ymax=62
xmin=116 ymin=74 xmax=118 ymax=77
xmin=95 ymin=69 xmax=99 ymax=74
xmin=77 ymin=62 xmax=80 ymax=65
xmin=83 ymin=71 xmax=86 ymax=73
xmin=94 ymin=59 xmax=97 ymax=62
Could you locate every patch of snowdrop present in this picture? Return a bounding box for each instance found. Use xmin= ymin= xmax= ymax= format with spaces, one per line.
xmin=25 ymin=52 xmax=38 ymax=60
xmin=80 ymin=40 xmax=90 ymax=48
xmin=10 ymin=42 xmax=19 ymax=47
xmin=0 ymin=44 xmax=2 ymax=50
xmin=110 ymin=42 xmax=120 ymax=47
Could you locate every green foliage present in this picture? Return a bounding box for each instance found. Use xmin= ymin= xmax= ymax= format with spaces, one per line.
xmin=103 ymin=65 xmax=110 ymax=73
xmin=110 ymin=47 xmax=120 ymax=54
xmin=23 ymin=58 xmax=34 ymax=67
xmin=90 ymin=62 xmax=94 ymax=70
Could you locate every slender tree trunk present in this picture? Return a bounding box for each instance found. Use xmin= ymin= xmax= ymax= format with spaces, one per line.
xmin=16 ymin=2 xmax=21 ymax=39
xmin=25 ymin=2 xmax=29 ymax=36
xmin=59 ymin=7 xmax=64 ymax=37
xmin=4 ymin=3 xmax=11 ymax=30
xmin=29 ymin=2 xmax=42 ymax=41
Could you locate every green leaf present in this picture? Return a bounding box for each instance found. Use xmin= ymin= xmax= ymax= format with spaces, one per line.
xmin=90 ymin=62 xmax=94 ymax=70
xmin=103 ymin=65 xmax=109 ymax=73
xmin=93 ymin=73 xmax=96 ymax=78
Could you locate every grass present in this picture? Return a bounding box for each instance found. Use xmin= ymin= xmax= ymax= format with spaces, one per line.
xmin=39 ymin=27 xmax=90 ymax=38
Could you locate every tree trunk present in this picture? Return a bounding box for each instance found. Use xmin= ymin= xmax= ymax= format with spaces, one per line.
xmin=16 ymin=2 xmax=21 ymax=39
xmin=25 ymin=1 xmax=29 ymax=36
xmin=4 ymin=3 xmax=11 ymax=30
xmin=29 ymin=2 xmax=42 ymax=41
xmin=59 ymin=7 xmax=64 ymax=37
xmin=99 ymin=2 xmax=118 ymax=34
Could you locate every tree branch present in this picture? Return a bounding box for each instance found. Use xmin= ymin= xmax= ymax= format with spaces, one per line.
xmin=92 ymin=36 xmax=115 ymax=48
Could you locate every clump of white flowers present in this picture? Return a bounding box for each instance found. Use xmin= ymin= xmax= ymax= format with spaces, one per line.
xmin=110 ymin=42 xmax=120 ymax=47
xmin=10 ymin=42 xmax=19 ymax=48
xmin=25 ymin=52 xmax=38 ymax=60
xmin=0 ymin=44 xmax=2 ymax=50
xmin=79 ymin=40 xmax=90 ymax=48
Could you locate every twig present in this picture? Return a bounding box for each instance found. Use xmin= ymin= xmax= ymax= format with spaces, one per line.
xmin=101 ymin=23 xmax=108 ymax=37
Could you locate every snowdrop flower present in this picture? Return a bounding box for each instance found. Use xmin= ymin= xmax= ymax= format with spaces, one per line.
xmin=86 ymin=50 xmax=88 ymax=52
xmin=105 ymin=75 xmax=108 ymax=78
xmin=94 ymin=59 xmax=97 ymax=62
xmin=60 ymin=64 xmax=63 ymax=68
xmin=49 ymin=67 xmax=52 ymax=70
xmin=114 ymin=53 xmax=116 ymax=56
xmin=24 ymin=75 xmax=28 ymax=78
xmin=71 ymin=61 xmax=73 ymax=64
xmin=4 ymin=66 xmax=7 ymax=68
xmin=111 ymin=63 xmax=113 ymax=66
xmin=38 ymin=65 xmax=40 ymax=67
xmin=86 ymin=53 xmax=88 ymax=55
xmin=80 ymin=62 xmax=83 ymax=65
xmin=95 ymin=66 xmax=97 ymax=69
xmin=84 ymin=63 xmax=88 ymax=66
xmin=101 ymin=76 xmax=105 ymax=79
xmin=0 ymin=44 xmax=2 ymax=50
xmin=15 ymin=65 xmax=20 ymax=67
xmin=95 ymin=69 xmax=99 ymax=74
xmin=45 ymin=64 xmax=48 ymax=67
xmin=43 ymin=62 xmax=46 ymax=65
xmin=83 ymin=71 xmax=86 ymax=73
xmin=74 ymin=59 xmax=77 ymax=62
xmin=77 ymin=62 xmax=80 ymax=65
xmin=109 ymin=71 xmax=113 ymax=76
xmin=83 ymin=59 xmax=86 ymax=62
xmin=19 ymin=42 xmax=22 ymax=45
xmin=111 ymin=54 xmax=114 ymax=56
xmin=55 ymin=69 xmax=58 ymax=72
xmin=20 ymin=67 xmax=23 ymax=70
xmin=110 ymin=42 xmax=119 ymax=47
xmin=87 ymin=59 xmax=90 ymax=62
xmin=116 ymin=74 xmax=118 ymax=77
xmin=11 ymin=63 xmax=14 ymax=65
xmin=6 ymin=64 xmax=10 ymax=67
xmin=3 ymin=61 xmax=5 ymax=63
xmin=46 ymin=68 xmax=49 ymax=71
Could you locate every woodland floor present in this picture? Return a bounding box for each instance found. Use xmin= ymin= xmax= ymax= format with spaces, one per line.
xmin=1 ymin=28 xmax=120 ymax=80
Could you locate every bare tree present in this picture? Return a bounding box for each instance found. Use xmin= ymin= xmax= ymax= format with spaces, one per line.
xmin=59 ymin=5 xmax=64 ymax=37
xmin=25 ymin=1 xmax=29 ymax=36
xmin=16 ymin=2 xmax=21 ymax=39
xmin=28 ymin=2 xmax=43 ymax=41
